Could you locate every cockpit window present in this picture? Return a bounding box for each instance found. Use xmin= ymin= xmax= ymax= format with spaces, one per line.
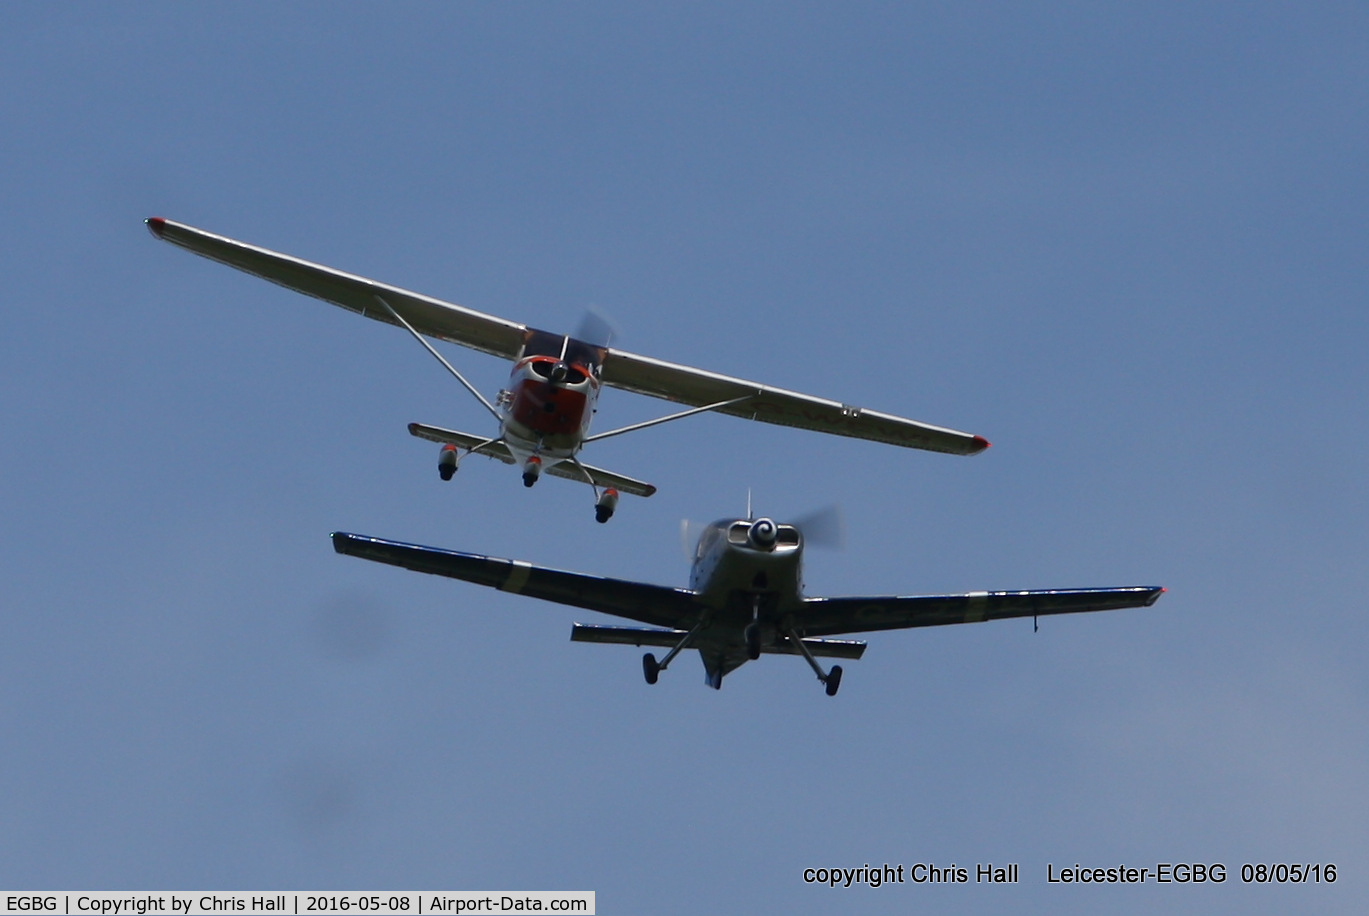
xmin=520 ymin=327 xmax=606 ymax=379
xmin=521 ymin=329 xmax=566 ymax=359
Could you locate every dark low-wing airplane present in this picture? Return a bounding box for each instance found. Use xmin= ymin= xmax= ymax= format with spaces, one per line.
xmin=147 ymin=218 xmax=988 ymax=522
xmin=331 ymin=518 xmax=1163 ymax=696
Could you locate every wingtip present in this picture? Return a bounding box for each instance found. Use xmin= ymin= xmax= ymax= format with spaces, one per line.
xmin=970 ymin=435 xmax=991 ymax=453
xmin=145 ymin=216 xmax=166 ymax=239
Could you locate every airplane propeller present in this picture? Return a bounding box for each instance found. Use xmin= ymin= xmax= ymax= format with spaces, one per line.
xmin=679 ymin=518 xmax=705 ymax=562
xmin=574 ymin=306 xmax=619 ymax=349
xmin=536 ymin=307 xmax=619 ymax=396
xmin=791 ymin=504 xmax=846 ymax=550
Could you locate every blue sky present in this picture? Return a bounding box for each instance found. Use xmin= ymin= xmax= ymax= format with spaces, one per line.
xmin=2 ymin=4 xmax=1366 ymax=913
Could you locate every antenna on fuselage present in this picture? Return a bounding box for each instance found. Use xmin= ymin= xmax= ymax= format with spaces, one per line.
xmin=746 ymin=488 xmax=753 ymax=521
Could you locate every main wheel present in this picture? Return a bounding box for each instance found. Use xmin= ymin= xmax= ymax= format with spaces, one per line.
xmin=642 ymin=652 xmax=660 ymax=685
xmin=825 ymin=665 xmax=843 ymax=697
xmin=595 ymin=488 xmax=619 ymax=524
xmin=438 ymin=445 xmax=459 ymax=480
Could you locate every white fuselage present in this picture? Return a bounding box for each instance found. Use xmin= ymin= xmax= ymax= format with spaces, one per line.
xmin=498 ymin=355 xmax=600 ymax=462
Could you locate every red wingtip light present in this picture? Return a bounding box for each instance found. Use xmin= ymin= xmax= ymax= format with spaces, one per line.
xmin=145 ymin=216 xmax=166 ymax=238
xmin=971 ymin=435 xmax=991 ymax=453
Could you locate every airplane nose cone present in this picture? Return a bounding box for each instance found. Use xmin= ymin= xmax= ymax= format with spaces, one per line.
xmin=748 ymin=518 xmax=778 ymax=550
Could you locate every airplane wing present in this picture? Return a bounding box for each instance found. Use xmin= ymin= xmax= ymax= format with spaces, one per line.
xmin=795 ymin=586 xmax=1164 ymax=638
xmin=599 ymin=349 xmax=990 ymax=455
xmin=149 ymin=218 xmax=988 ymax=455
xmin=146 ymin=217 xmax=527 ymax=359
xmin=408 ymin=423 xmax=658 ymax=496
xmin=331 ymin=532 xmax=697 ymax=628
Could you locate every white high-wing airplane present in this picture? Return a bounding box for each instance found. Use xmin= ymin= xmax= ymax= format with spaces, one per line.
xmin=147 ymin=218 xmax=988 ymax=521
xmin=331 ymin=518 xmax=1163 ymax=695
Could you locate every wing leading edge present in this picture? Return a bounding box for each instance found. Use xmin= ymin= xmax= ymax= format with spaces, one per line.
xmin=330 ymin=532 xmax=697 ymax=629
xmin=407 ymin=423 xmax=657 ymax=497
xmin=146 ymin=217 xmax=526 ymax=359
xmin=796 ymin=587 xmax=1164 ymax=638
xmin=600 ymin=349 xmax=990 ymax=455
xmin=148 ymin=217 xmax=988 ymax=456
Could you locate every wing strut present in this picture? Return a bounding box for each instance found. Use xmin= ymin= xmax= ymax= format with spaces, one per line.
xmin=372 ymin=294 xmax=501 ymax=421
xmin=583 ymin=395 xmax=757 ymax=443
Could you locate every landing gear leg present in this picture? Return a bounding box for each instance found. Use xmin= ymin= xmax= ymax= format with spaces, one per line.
xmin=642 ymin=616 xmax=709 ymax=686
xmin=785 ymin=624 xmax=843 ymax=696
xmin=745 ymin=625 xmax=762 ymax=660
xmin=566 ymin=457 xmax=618 ymax=524
xmin=744 ymin=595 xmax=763 ymax=660
xmin=433 ymin=435 xmax=504 ymax=483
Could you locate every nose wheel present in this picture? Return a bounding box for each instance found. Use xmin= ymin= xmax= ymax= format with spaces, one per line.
xmin=522 ymin=456 xmax=542 ymax=488
xmin=745 ymin=625 xmax=762 ymax=660
xmin=745 ymin=594 xmax=764 ymax=659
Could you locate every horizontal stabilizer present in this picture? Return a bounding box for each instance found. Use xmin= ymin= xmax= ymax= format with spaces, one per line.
xmin=408 ymin=422 xmax=657 ymax=496
xmin=571 ymin=624 xmax=686 ymax=649
xmin=570 ymin=623 xmax=867 ymax=659
xmin=543 ymin=459 xmax=656 ymax=498
xmin=408 ymin=423 xmax=517 ymax=463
